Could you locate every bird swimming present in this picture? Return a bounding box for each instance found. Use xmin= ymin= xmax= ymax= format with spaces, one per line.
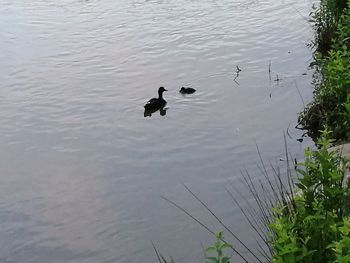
xmin=179 ymin=87 xmax=196 ymax=94
xmin=144 ymin=87 xmax=167 ymax=110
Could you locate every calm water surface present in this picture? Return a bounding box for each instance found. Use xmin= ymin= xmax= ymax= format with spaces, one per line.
xmin=1 ymin=0 xmax=314 ymax=262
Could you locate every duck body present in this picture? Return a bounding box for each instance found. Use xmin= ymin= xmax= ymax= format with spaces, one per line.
xmin=144 ymin=98 xmax=166 ymax=110
xmin=144 ymin=87 xmax=167 ymax=110
xmin=179 ymin=87 xmax=196 ymax=94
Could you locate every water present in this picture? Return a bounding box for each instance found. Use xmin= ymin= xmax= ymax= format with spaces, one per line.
xmin=0 ymin=0 xmax=314 ymax=262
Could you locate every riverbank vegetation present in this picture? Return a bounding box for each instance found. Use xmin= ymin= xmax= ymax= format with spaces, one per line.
xmin=269 ymin=132 xmax=350 ymax=262
xmin=272 ymin=0 xmax=350 ymax=260
xmin=298 ymin=0 xmax=350 ymax=142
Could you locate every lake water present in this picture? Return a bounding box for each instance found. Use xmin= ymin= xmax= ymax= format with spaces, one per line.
xmin=0 ymin=0 xmax=315 ymax=262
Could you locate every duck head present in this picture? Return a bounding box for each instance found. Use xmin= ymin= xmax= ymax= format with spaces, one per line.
xmin=180 ymin=87 xmax=186 ymax=93
xmin=158 ymin=86 xmax=167 ymax=98
xmin=158 ymin=87 xmax=168 ymax=95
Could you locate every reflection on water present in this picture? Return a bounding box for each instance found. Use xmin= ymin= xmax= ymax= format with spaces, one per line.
xmin=0 ymin=0 xmax=315 ymax=262
xmin=144 ymin=105 xmax=168 ymax=117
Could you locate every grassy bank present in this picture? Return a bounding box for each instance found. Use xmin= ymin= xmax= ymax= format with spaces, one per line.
xmin=298 ymin=0 xmax=350 ymax=142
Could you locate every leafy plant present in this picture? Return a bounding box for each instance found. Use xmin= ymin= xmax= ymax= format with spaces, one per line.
xmin=328 ymin=218 xmax=350 ymax=262
xmin=269 ymin=132 xmax=350 ymax=262
xmin=299 ymin=14 xmax=350 ymax=141
xmin=299 ymin=0 xmax=350 ymax=142
xmin=309 ymin=0 xmax=348 ymax=53
xmin=205 ymin=232 xmax=231 ymax=263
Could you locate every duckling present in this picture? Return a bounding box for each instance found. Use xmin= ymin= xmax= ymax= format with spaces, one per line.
xmin=144 ymin=87 xmax=167 ymax=110
xmin=179 ymin=87 xmax=196 ymax=94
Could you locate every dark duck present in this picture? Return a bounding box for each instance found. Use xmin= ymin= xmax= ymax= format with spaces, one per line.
xmin=144 ymin=87 xmax=167 ymax=110
xmin=179 ymin=87 xmax=196 ymax=94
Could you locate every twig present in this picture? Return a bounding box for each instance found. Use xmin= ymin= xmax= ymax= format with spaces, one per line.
xmin=181 ymin=183 xmax=263 ymax=263
xmin=274 ymin=74 xmax=281 ymax=82
xmin=151 ymin=241 xmax=163 ymax=263
xmin=286 ymin=122 xmax=293 ymax=140
xmin=294 ymin=80 xmax=305 ymax=109
xmin=160 ymin=196 xmax=249 ymax=263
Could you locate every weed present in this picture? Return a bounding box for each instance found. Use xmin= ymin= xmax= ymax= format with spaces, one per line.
xmin=309 ymin=0 xmax=348 ymax=54
xmin=270 ymin=132 xmax=350 ymax=262
xmin=205 ymin=232 xmax=231 ymax=263
xmin=299 ymin=0 xmax=350 ymax=142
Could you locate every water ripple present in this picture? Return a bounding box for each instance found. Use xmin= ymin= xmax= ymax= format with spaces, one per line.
xmin=0 ymin=0 xmax=314 ymax=262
